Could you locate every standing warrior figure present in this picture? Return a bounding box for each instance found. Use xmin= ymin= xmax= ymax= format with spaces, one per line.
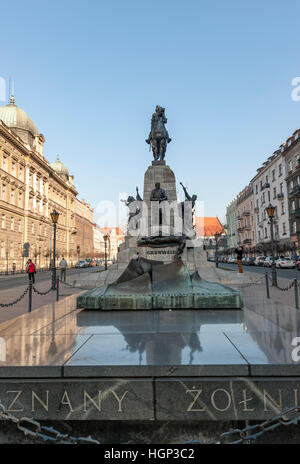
xmin=120 ymin=187 xmax=143 ymax=224
xmin=145 ymin=105 xmax=172 ymax=161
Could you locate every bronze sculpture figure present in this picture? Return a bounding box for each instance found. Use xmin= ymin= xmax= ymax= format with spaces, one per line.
xmin=146 ymin=105 xmax=172 ymax=161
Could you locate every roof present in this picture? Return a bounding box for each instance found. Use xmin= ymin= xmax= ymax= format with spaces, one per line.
xmin=195 ymin=217 xmax=224 ymax=237
xmin=50 ymin=155 xmax=69 ymax=180
xmin=0 ymin=102 xmax=38 ymax=137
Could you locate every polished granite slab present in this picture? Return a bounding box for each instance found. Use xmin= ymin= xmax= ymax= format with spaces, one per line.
xmin=0 ymin=334 xmax=91 ymax=377
xmin=1 ymin=293 xmax=300 ymax=420
xmin=0 ymin=294 xmax=300 ymax=380
xmin=62 ymin=332 xmax=249 ymax=377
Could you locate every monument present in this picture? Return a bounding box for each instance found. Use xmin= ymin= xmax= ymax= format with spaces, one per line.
xmin=77 ymin=106 xmax=243 ymax=310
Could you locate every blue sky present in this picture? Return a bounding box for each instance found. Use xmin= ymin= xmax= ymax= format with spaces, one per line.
xmin=1 ymin=0 xmax=300 ymax=225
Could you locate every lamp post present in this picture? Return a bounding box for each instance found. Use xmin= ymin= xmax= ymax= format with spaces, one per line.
xmin=266 ymin=203 xmax=277 ymax=287
xmin=215 ymin=232 xmax=221 ymax=268
xmin=104 ymin=234 xmax=108 ymax=270
xmin=50 ymin=210 xmax=59 ymax=290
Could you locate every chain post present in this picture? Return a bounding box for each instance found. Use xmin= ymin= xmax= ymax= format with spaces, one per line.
xmin=28 ymin=279 xmax=32 ymax=313
xmin=56 ymin=277 xmax=59 ymax=301
xmin=294 ymin=278 xmax=299 ymax=310
xmin=265 ymin=272 xmax=270 ymax=299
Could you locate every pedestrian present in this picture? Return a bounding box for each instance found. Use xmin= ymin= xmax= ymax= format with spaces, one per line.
xmin=59 ymin=256 xmax=68 ymax=282
xmin=26 ymin=259 xmax=36 ymax=284
xmin=235 ymin=246 xmax=244 ymax=274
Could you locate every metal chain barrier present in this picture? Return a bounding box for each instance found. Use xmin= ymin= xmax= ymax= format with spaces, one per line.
xmin=0 ymin=286 xmax=29 ymax=308
xmin=1 ymin=398 xmax=300 ymax=444
xmin=0 ymin=401 xmax=100 ymax=444
xmin=266 ymin=273 xmax=295 ymax=292
xmin=32 ymin=285 xmax=53 ymax=296
xmin=214 ymin=405 xmax=300 ymax=444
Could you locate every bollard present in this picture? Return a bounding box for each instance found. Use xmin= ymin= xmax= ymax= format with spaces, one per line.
xmin=265 ymin=273 xmax=270 ymax=299
xmin=28 ymin=279 xmax=32 ymax=312
xmin=56 ymin=277 xmax=59 ymax=302
xmin=294 ymin=278 xmax=299 ymax=310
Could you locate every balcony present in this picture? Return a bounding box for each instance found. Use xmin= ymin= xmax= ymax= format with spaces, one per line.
xmin=277 ymin=193 xmax=284 ymax=200
xmin=289 ymin=185 xmax=300 ymax=197
xmin=242 ymin=210 xmax=250 ymax=217
xmin=243 ymin=238 xmax=252 ymax=244
xmin=237 ymin=226 xmax=244 ymax=232
xmin=292 ymin=208 xmax=300 ymax=217
xmin=262 ymin=182 xmax=270 ymax=190
xmin=254 ymin=207 xmax=259 ymax=213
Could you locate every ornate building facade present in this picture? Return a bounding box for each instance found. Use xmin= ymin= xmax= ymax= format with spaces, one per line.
xmin=237 ymin=184 xmax=256 ymax=254
xmin=226 ymin=197 xmax=239 ymax=250
xmin=75 ymin=198 xmax=94 ymax=260
xmin=0 ymin=93 xmax=81 ymax=270
xmin=100 ymin=227 xmax=124 ymax=261
xmin=252 ymin=148 xmax=290 ymax=256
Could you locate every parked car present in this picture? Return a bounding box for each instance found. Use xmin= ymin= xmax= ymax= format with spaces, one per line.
xmin=247 ymin=257 xmax=256 ymax=266
xmin=254 ymin=256 xmax=266 ymax=266
xmin=276 ymin=257 xmax=295 ymax=269
xmin=263 ymin=257 xmax=273 ymax=268
xmin=75 ymin=260 xmax=86 ymax=268
xmin=296 ymin=259 xmax=300 ymax=270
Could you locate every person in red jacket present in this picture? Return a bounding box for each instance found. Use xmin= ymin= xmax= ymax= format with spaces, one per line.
xmin=26 ymin=259 xmax=36 ymax=284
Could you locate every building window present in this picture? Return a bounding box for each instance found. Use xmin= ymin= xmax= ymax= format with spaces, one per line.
xmin=264 ymin=227 xmax=268 ymax=238
xmin=293 ymin=222 xmax=297 ymax=234
xmin=283 ymin=223 xmax=286 ymax=235
xmin=10 ymin=189 xmax=15 ymax=205
xmin=272 ymin=169 xmax=275 ymax=181
xmin=10 ymin=217 xmax=14 ymax=231
xmin=18 ymin=219 xmax=21 ymax=233
xmin=11 ymin=162 xmax=16 ymax=177
xmin=268 ymin=190 xmax=270 ymax=201
xmin=2 ymin=155 xmax=7 ymax=170
xmin=289 ymin=160 xmax=293 ymax=172
xmin=256 ymin=184 xmax=258 ymax=194
xmin=2 ymin=185 xmax=6 ymax=201
xmin=1 ymin=214 xmax=5 ymax=228
xmin=280 ymin=182 xmax=283 ymax=194
xmin=281 ymin=203 xmax=285 ymax=214
xmin=279 ymin=164 xmax=282 ymax=176
xmin=273 ymin=187 xmax=276 ymax=199
xmin=31 ymin=223 xmax=34 ymax=234
xmin=292 ymin=200 xmax=295 ymax=211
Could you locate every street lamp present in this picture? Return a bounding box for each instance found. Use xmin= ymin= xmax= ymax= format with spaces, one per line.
xmin=50 ymin=209 xmax=59 ymax=289
xmin=215 ymin=232 xmax=221 ymax=268
xmin=104 ymin=234 xmax=108 ymax=270
xmin=266 ymin=203 xmax=277 ymax=287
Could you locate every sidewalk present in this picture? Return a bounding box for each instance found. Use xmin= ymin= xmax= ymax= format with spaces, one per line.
xmin=233 ymin=272 xmax=300 ymax=310
xmin=0 ymin=278 xmax=82 ymax=325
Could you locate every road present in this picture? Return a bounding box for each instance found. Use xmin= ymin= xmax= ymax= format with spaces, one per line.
xmin=218 ymin=262 xmax=300 ymax=280
xmin=0 ymin=266 xmax=100 ymax=291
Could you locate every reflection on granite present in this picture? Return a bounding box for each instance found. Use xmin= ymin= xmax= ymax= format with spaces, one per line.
xmin=0 ymin=334 xmax=91 ymax=377
xmin=63 ymin=332 xmax=248 ymax=377
xmin=0 ymin=291 xmax=300 ymax=375
xmin=0 ymin=294 xmax=83 ymax=337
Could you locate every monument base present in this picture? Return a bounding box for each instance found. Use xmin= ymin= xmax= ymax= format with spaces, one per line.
xmin=76 ymin=258 xmax=243 ymax=310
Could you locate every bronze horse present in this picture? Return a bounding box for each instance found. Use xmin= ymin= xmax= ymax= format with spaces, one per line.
xmin=146 ymin=106 xmax=172 ymax=161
